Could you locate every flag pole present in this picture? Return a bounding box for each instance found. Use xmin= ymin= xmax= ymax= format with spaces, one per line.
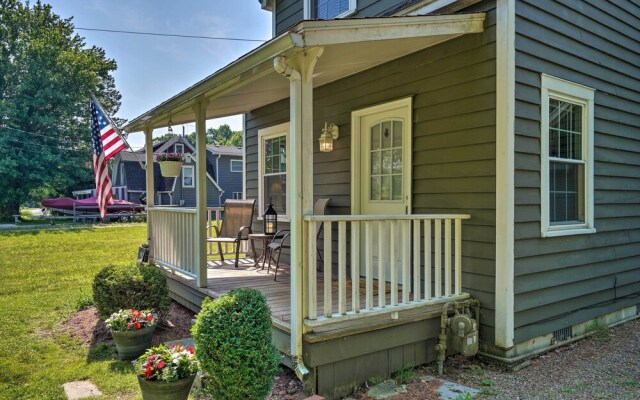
xmin=91 ymin=95 xmax=147 ymax=170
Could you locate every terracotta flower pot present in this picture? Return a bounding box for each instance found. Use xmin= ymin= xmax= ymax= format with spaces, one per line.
xmin=158 ymin=161 xmax=183 ymax=177
xmin=111 ymin=325 xmax=156 ymax=360
xmin=137 ymin=374 xmax=196 ymax=400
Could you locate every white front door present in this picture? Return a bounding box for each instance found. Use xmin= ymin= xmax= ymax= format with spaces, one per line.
xmin=352 ymin=98 xmax=412 ymax=281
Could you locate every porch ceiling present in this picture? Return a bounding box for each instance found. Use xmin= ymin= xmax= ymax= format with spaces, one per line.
xmin=123 ymin=13 xmax=485 ymax=133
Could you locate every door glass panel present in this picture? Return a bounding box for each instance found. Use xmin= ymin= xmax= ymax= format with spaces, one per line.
xmin=370 ymin=176 xmax=381 ymax=200
xmin=371 ymin=151 xmax=380 ymax=175
xmin=369 ymin=119 xmax=404 ymax=202
xmin=392 ymin=175 xmax=402 ymax=200
xmin=381 ymin=150 xmax=392 ymax=174
xmin=392 ymin=149 xmax=402 ymax=174
xmin=381 ymin=121 xmax=392 ymax=149
xmin=381 ymin=176 xmax=391 ymax=200
xmin=392 ymin=121 xmax=403 ymax=147
xmin=371 ymin=124 xmax=381 ymax=150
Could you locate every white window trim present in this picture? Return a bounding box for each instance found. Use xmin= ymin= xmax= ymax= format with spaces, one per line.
xmin=175 ymin=143 xmax=184 ymax=154
xmin=230 ymin=159 xmax=243 ymax=172
xmin=304 ymin=0 xmax=357 ymax=20
xmin=182 ymin=165 xmax=195 ymax=188
xmin=258 ymin=122 xmax=290 ymax=222
xmin=540 ymin=74 xmax=595 ymax=237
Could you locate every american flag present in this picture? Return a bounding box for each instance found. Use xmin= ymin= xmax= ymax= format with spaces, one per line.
xmin=90 ymin=99 xmax=126 ymax=219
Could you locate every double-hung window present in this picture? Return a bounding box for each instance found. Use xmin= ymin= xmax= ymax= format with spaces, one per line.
xmin=182 ymin=165 xmax=194 ymax=188
xmin=258 ymin=122 xmax=289 ymax=220
xmin=307 ymin=0 xmax=356 ymax=19
xmin=541 ymin=74 xmax=595 ymax=237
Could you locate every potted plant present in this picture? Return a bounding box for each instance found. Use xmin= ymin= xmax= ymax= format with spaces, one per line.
xmin=106 ymin=309 xmax=157 ymax=360
xmin=156 ymin=153 xmax=185 ymax=177
xmin=135 ymin=344 xmax=198 ymax=400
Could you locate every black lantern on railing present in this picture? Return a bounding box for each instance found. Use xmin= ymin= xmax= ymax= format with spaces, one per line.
xmin=263 ymin=203 xmax=277 ymax=235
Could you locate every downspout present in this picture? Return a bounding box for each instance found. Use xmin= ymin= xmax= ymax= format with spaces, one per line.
xmin=216 ymin=153 xmax=223 ymax=206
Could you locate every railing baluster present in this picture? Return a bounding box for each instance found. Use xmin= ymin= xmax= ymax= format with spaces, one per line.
xmin=413 ymin=220 xmax=421 ymax=301
xmin=402 ymin=220 xmax=410 ymax=304
xmin=390 ymin=220 xmax=397 ymax=306
xmin=378 ymin=220 xmax=386 ymax=308
xmin=424 ymin=219 xmax=432 ymax=299
xmin=351 ymin=221 xmax=360 ymax=313
xmin=365 ymin=221 xmax=373 ymax=310
xmin=324 ymin=221 xmax=332 ymax=318
xmin=445 ymin=218 xmax=452 ymax=296
xmin=455 ymin=218 xmax=462 ymax=295
xmin=434 ymin=219 xmax=442 ymax=298
xmin=338 ymin=221 xmax=347 ymax=315
xmin=308 ymin=221 xmax=317 ymax=320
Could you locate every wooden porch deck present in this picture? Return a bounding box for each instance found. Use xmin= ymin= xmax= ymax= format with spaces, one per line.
xmin=164 ymin=257 xmax=439 ymax=336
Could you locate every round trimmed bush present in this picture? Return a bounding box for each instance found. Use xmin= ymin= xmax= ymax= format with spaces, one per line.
xmin=92 ymin=264 xmax=170 ymax=319
xmin=192 ymin=288 xmax=280 ymax=400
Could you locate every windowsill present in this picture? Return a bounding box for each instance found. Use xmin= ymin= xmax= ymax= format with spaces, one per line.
xmin=542 ymin=227 xmax=596 ymax=238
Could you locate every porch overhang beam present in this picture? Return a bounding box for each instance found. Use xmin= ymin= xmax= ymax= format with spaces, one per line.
xmin=290 ymin=13 xmax=485 ymax=46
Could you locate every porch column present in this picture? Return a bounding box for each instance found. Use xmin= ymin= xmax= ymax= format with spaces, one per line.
xmin=144 ymin=126 xmax=155 ymax=260
xmin=274 ymin=47 xmax=324 ymax=370
xmin=194 ymin=98 xmax=209 ymax=288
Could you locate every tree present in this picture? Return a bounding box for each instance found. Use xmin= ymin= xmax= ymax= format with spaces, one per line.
xmin=0 ymin=0 xmax=121 ymax=219
xmin=205 ymin=124 xmax=242 ymax=147
xmin=152 ymin=133 xmax=177 ymax=144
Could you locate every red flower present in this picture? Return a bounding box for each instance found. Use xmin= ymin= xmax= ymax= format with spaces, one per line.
xmin=187 ymin=347 xmax=195 ymax=354
xmin=145 ymin=364 xmax=152 ymax=379
xmin=134 ymin=322 xmax=142 ymax=330
xmin=146 ymin=314 xmax=154 ymax=321
xmin=157 ymin=360 xmax=165 ymax=369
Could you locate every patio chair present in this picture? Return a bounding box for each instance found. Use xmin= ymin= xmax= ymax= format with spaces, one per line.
xmin=206 ymin=199 xmax=256 ymax=268
xmin=267 ymin=197 xmax=330 ymax=281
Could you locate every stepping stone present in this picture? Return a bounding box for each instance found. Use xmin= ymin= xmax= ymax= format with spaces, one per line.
xmin=63 ymin=380 xmax=102 ymax=399
xmin=421 ymin=375 xmax=481 ymax=400
xmin=367 ymin=380 xmax=407 ymax=399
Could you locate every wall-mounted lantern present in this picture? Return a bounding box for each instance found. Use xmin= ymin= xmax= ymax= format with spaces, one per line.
xmin=319 ymin=122 xmax=339 ymax=152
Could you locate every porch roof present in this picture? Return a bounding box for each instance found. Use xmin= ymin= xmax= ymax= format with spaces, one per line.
xmin=123 ymin=13 xmax=485 ymax=133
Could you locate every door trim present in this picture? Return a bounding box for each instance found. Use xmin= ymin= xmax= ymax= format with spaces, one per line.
xmin=351 ymin=97 xmax=413 ymax=215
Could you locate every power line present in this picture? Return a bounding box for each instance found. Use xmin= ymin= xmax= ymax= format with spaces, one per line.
xmin=1 ymin=125 xmax=78 ymax=141
xmin=0 ymin=135 xmax=89 ymax=153
xmin=75 ymin=27 xmax=267 ymax=42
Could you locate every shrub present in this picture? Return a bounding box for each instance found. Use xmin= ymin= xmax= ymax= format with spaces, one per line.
xmin=92 ymin=264 xmax=170 ymax=319
xmin=192 ymin=288 xmax=280 ymax=400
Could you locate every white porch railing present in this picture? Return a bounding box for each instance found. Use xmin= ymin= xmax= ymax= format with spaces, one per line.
xmin=148 ymin=207 xmax=198 ymax=277
xmin=304 ymin=214 xmax=471 ymax=326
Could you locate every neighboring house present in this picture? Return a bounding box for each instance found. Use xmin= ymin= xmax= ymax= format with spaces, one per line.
xmin=123 ymin=1 xmax=640 ymax=398
xmin=111 ymin=136 xmax=244 ymax=206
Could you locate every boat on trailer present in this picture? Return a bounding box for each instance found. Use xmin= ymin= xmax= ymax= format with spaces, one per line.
xmin=41 ymin=196 xmax=145 ymax=219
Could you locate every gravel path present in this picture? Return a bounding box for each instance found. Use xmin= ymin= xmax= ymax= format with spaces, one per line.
xmin=442 ymin=317 xmax=640 ymax=400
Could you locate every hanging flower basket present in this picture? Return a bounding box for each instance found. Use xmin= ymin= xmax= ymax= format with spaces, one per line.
xmin=156 ymin=153 xmax=185 ymax=177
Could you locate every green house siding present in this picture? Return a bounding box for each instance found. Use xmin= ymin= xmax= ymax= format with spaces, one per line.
xmin=513 ymin=0 xmax=640 ymax=343
xmin=247 ymin=5 xmax=498 ymax=340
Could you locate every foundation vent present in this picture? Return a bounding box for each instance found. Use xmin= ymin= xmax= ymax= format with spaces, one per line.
xmin=553 ymin=326 xmax=572 ymax=342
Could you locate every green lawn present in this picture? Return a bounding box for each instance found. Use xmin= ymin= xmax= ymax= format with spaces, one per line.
xmin=0 ymin=224 xmax=147 ymax=400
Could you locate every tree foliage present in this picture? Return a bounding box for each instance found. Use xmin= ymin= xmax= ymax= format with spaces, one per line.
xmin=205 ymin=124 xmax=242 ymax=147
xmin=0 ymin=0 xmax=121 ymax=219
xmin=152 ymin=124 xmax=242 ymax=148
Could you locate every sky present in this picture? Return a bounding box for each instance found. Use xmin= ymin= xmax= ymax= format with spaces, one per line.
xmin=45 ymin=0 xmax=273 ymax=149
